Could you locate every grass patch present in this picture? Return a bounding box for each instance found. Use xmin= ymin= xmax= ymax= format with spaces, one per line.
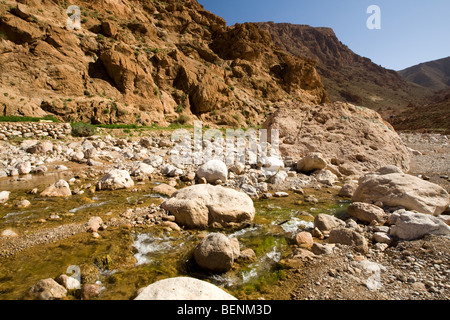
xmin=71 ymin=122 xmax=97 ymax=137
xmin=95 ymin=124 xmax=139 ymax=130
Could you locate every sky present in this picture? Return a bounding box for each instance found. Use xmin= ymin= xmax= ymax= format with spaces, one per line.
xmin=197 ymin=0 xmax=450 ymax=71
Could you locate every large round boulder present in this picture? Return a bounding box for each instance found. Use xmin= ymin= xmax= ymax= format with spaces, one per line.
xmin=352 ymin=170 xmax=450 ymax=216
xmin=194 ymin=233 xmax=240 ymax=273
xmin=388 ymin=210 xmax=450 ymax=240
xmin=161 ymin=184 xmax=255 ymax=229
xmin=134 ymin=277 xmax=237 ymax=300
xmin=196 ymin=160 xmax=228 ymax=184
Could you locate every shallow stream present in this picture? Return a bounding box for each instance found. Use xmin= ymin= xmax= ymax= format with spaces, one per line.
xmin=0 ymin=169 xmax=350 ymax=300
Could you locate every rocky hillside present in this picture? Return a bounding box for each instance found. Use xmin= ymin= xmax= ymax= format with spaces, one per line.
xmin=256 ymin=22 xmax=431 ymax=118
xmin=0 ymin=0 xmax=328 ymax=127
xmin=390 ymin=88 xmax=450 ymax=134
xmin=398 ymin=56 xmax=450 ymax=92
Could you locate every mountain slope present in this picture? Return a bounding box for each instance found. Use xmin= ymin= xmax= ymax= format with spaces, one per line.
xmin=256 ymin=22 xmax=431 ymax=118
xmin=0 ymin=0 xmax=327 ymax=127
xmin=398 ymin=56 xmax=450 ymax=91
xmin=390 ymin=88 xmax=450 ymax=134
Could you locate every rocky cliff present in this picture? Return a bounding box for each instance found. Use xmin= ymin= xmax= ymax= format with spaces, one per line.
xmin=256 ymin=22 xmax=431 ymax=118
xmin=0 ymin=0 xmax=328 ymax=127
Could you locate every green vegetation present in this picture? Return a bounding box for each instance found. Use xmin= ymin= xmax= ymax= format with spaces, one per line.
xmin=95 ymin=123 xmax=139 ymax=130
xmin=71 ymin=122 xmax=97 ymax=137
xmin=175 ymin=104 xmax=184 ymax=114
xmin=0 ymin=115 xmax=59 ymax=123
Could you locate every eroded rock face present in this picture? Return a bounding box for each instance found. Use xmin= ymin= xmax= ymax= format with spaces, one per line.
xmin=134 ymin=277 xmax=237 ymax=300
xmin=263 ymin=101 xmax=411 ymax=175
xmin=161 ymin=184 xmax=255 ymax=229
xmin=0 ymin=0 xmax=327 ymax=127
xmin=353 ymin=171 xmax=450 ymax=216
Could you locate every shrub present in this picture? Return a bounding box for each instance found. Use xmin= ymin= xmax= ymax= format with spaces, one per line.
xmin=71 ymin=122 xmax=97 ymax=137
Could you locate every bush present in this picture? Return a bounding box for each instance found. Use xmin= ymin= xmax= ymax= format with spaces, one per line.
xmin=71 ymin=122 xmax=97 ymax=137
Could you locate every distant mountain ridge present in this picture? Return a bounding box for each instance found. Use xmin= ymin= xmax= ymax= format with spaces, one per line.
xmin=256 ymin=22 xmax=431 ymax=118
xmin=398 ymin=56 xmax=450 ymax=91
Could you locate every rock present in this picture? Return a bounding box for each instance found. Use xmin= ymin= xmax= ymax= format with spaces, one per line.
xmin=26 ymin=141 xmax=53 ymax=154
xmin=347 ymin=202 xmax=388 ymax=224
xmin=160 ymin=164 xmax=179 ymax=177
xmin=101 ymin=21 xmax=118 ymax=37
xmin=311 ymin=227 xmax=324 ymax=239
xmin=274 ymin=191 xmax=289 ymax=197
xmin=15 ymin=161 xmax=31 ymax=175
xmin=294 ymin=231 xmax=314 ymax=248
xmin=131 ymin=162 xmax=155 ymax=176
xmin=375 ymin=165 xmax=404 ymax=175
xmin=264 ymin=102 xmax=410 ymax=175
xmin=153 ymin=183 xmax=177 ymax=197
xmin=353 ymin=171 xmax=450 ymax=216
xmin=96 ymin=169 xmax=134 ymax=190
xmin=15 ymin=199 xmax=31 ymax=209
xmin=261 ymin=156 xmax=284 ymax=176
xmin=196 ymin=160 xmax=228 ymax=184
xmin=161 ymin=184 xmax=255 ymax=229
xmin=55 ymin=165 xmax=68 ymax=171
xmin=229 ymin=163 xmax=245 ymax=175
xmin=288 ymin=248 xmax=316 ymax=261
xmin=296 ymin=152 xmax=327 ymax=173
xmin=313 ymin=169 xmax=337 ymax=186
xmin=314 ymin=213 xmax=345 ymax=232
xmin=388 ymin=210 xmax=450 ymax=240
xmin=240 ymin=184 xmax=259 ymax=198
xmin=328 ymin=228 xmax=369 ymax=253
xmin=86 ymin=217 xmax=103 ymax=233
xmin=0 ymin=191 xmax=10 ymax=204
xmin=134 ymin=277 xmax=237 ymax=300
xmin=1 ymin=229 xmax=18 ymax=237
xmin=143 ymin=155 xmax=163 ymax=168
xmin=71 ymin=151 xmax=85 ymax=162
xmin=40 ymin=180 xmax=72 ymax=197
xmin=194 ymin=233 xmax=240 ymax=273
xmin=238 ymin=248 xmax=256 ymax=262
xmin=180 ymin=171 xmax=196 ymax=182
xmin=161 ymin=221 xmax=181 ymax=231
xmin=81 ymin=283 xmax=102 ymax=300
xmin=373 ymin=232 xmax=393 ymax=245
xmin=55 ymin=274 xmax=81 ymax=290
xmin=26 ymin=278 xmax=67 ymax=300
xmin=269 ymin=171 xmax=288 ymax=185
xmin=311 ymin=242 xmax=334 ymax=255
xmin=31 ymin=166 xmax=48 ymax=174
xmin=260 ymin=193 xmax=273 ymax=199
xmin=339 ymin=183 xmax=357 ymax=198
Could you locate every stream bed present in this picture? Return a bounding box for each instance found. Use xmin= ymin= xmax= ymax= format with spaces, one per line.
xmin=0 ymin=170 xmax=350 ymax=300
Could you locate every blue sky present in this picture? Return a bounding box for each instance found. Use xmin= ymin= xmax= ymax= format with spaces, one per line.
xmin=197 ymin=0 xmax=450 ymax=71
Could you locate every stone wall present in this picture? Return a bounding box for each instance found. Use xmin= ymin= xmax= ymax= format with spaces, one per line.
xmin=0 ymin=122 xmax=72 ymax=140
